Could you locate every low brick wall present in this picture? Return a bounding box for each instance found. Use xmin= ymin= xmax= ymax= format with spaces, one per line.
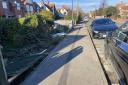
xmin=113 ymin=18 xmax=128 ymax=24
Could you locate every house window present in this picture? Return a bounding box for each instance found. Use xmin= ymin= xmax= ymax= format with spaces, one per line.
xmin=26 ymin=5 xmax=29 ymax=12
xmin=30 ymin=6 xmax=33 ymax=12
xmin=17 ymin=3 xmax=20 ymax=10
xmin=26 ymin=0 xmax=33 ymax=4
xmin=2 ymin=1 xmax=7 ymax=8
xmin=37 ymin=7 xmax=40 ymax=13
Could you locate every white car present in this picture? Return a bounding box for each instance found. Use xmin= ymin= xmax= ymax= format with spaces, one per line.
xmin=52 ymin=32 xmax=66 ymax=38
xmin=83 ymin=17 xmax=89 ymax=22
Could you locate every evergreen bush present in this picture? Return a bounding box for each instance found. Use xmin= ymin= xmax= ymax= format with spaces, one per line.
xmin=0 ymin=14 xmax=51 ymax=48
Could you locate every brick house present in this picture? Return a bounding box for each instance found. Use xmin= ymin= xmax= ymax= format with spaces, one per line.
xmin=21 ymin=0 xmax=40 ymax=15
xmin=10 ymin=0 xmax=27 ymax=18
xmin=116 ymin=1 xmax=128 ymax=18
xmin=0 ymin=0 xmax=11 ymax=17
xmin=0 ymin=0 xmax=39 ymax=18
xmin=40 ymin=1 xmax=59 ymax=17
xmin=57 ymin=5 xmax=70 ymax=17
xmin=23 ymin=0 xmax=34 ymax=15
xmin=0 ymin=0 xmax=24 ymax=18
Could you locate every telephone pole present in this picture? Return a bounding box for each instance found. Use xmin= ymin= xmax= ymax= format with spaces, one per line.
xmin=71 ymin=0 xmax=74 ymax=29
xmin=101 ymin=0 xmax=107 ymax=8
xmin=77 ymin=0 xmax=79 ymax=18
xmin=100 ymin=0 xmax=107 ymax=16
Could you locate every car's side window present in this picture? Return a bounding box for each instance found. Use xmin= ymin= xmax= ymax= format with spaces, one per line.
xmin=112 ymin=30 xmax=120 ymax=37
xmin=112 ymin=30 xmax=128 ymax=44
xmin=120 ymin=22 xmax=128 ymax=31
xmin=117 ymin=32 xmax=127 ymax=42
xmin=112 ymin=22 xmax=128 ymax=43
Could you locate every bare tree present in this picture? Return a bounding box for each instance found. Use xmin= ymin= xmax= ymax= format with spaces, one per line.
xmin=100 ymin=0 xmax=107 ymax=8
xmin=99 ymin=0 xmax=107 ymax=15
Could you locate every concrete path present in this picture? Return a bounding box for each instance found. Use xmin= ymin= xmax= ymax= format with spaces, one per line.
xmin=22 ymin=24 xmax=108 ymax=85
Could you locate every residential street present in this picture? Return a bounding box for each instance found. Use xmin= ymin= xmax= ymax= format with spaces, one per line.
xmin=1 ymin=0 xmax=128 ymax=85
xmin=22 ymin=23 xmax=108 ymax=85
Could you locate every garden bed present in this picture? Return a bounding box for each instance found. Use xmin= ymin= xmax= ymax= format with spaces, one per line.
xmin=0 ymin=14 xmax=69 ymax=84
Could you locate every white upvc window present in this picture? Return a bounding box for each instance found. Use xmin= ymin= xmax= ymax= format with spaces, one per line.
xmin=30 ymin=6 xmax=33 ymax=12
xmin=26 ymin=0 xmax=33 ymax=4
xmin=17 ymin=3 xmax=20 ymax=10
xmin=26 ymin=5 xmax=29 ymax=12
xmin=2 ymin=1 xmax=7 ymax=8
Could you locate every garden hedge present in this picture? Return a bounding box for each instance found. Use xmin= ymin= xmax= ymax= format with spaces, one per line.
xmin=0 ymin=14 xmax=51 ymax=49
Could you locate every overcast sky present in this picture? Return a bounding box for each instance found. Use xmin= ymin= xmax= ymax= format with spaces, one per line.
xmin=34 ymin=0 xmax=128 ymax=12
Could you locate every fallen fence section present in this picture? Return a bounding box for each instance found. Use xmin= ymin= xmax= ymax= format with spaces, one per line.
xmin=8 ymin=49 xmax=48 ymax=85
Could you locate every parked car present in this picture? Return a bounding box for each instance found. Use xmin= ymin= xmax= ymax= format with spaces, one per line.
xmin=52 ymin=32 xmax=66 ymax=38
xmin=90 ymin=18 xmax=118 ymax=38
xmin=83 ymin=17 xmax=89 ymax=22
xmin=105 ymin=21 xmax=128 ymax=85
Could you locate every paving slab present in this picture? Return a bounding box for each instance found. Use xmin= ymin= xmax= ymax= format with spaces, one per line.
xmin=22 ymin=25 xmax=108 ymax=85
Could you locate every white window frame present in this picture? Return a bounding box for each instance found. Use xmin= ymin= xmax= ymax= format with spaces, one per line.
xmin=26 ymin=5 xmax=29 ymax=12
xmin=30 ymin=6 xmax=33 ymax=12
xmin=2 ymin=1 xmax=7 ymax=9
xmin=17 ymin=3 xmax=20 ymax=10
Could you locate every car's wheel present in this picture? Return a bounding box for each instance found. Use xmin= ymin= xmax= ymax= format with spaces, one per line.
xmin=92 ymin=32 xmax=98 ymax=39
xmin=92 ymin=32 xmax=95 ymax=38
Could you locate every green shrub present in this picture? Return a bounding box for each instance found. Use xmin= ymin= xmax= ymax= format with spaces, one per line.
xmin=40 ymin=10 xmax=55 ymax=22
xmin=0 ymin=18 xmax=21 ymax=46
xmin=0 ymin=14 xmax=51 ymax=48
xmin=13 ymin=14 xmax=50 ymax=47
xmin=18 ymin=18 xmax=25 ymax=25
xmin=24 ymin=15 xmax=38 ymax=29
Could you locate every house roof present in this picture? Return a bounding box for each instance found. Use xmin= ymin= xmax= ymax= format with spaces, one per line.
xmin=33 ymin=2 xmax=39 ymax=7
xmin=45 ymin=3 xmax=55 ymax=9
xmin=49 ymin=3 xmax=55 ymax=8
xmin=121 ymin=5 xmax=128 ymax=10
xmin=116 ymin=1 xmax=128 ymax=10
xmin=117 ymin=3 xmax=128 ymax=10
xmin=40 ymin=2 xmax=56 ymax=9
xmin=61 ymin=5 xmax=70 ymax=11
xmin=57 ymin=8 xmax=61 ymax=12
xmin=21 ymin=0 xmax=26 ymax=3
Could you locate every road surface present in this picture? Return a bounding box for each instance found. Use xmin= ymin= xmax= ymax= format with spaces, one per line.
xmin=22 ymin=23 xmax=108 ymax=85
